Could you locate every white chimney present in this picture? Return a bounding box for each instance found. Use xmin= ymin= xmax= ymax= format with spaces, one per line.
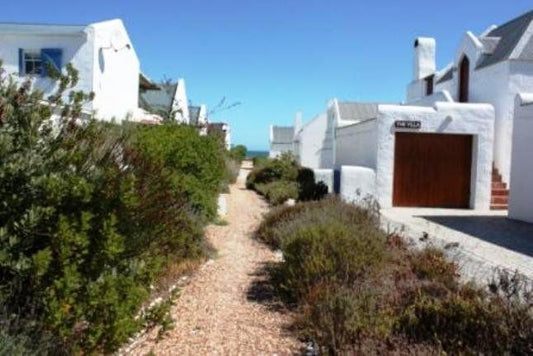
xmin=413 ymin=37 xmax=436 ymax=80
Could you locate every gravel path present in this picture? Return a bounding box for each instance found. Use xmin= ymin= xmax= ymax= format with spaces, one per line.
xmin=126 ymin=162 xmax=302 ymax=355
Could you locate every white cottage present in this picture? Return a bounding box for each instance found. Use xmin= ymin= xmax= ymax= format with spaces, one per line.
xmin=140 ymin=78 xmax=190 ymax=123
xmin=0 ymin=19 xmax=140 ymax=122
xmin=269 ymin=125 xmax=294 ymax=158
xmin=408 ymin=11 xmax=533 ymax=210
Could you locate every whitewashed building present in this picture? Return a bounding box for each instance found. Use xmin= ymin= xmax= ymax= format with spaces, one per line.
xmin=0 ymin=19 xmax=140 ymax=122
xmin=269 ymin=125 xmax=294 ymax=158
xmin=509 ymin=94 xmax=533 ymax=223
xmin=140 ymin=78 xmax=190 ymax=123
xmin=275 ymin=11 xmax=533 ymax=213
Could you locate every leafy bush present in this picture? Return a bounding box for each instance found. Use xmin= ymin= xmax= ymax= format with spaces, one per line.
xmin=0 ymin=64 xmax=223 ymax=353
xmin=128 ymin=123 xmax=225 ymax=220
xmin=256 ymin=198 xmax=533 ymax=354
xmin=276 ymin=222 xmax=386 ymax=302
xmin=228 ymin=144 xmax=247 ymax=162
xmin=296 ymin=167 xmax=328 ymax=201
xmin=246 ymin=154 xmax=328 ymax=205
xmin=256 ymin=197 xmax=380 ymax=249
xmin=255 ymin=181 xmax=299 ymax=205
xmin=252 ymin=155 xmax=269 ymax=168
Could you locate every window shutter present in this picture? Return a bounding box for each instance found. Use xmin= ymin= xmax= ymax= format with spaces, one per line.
xmin=18 ymin=48 xmax=23 ymax=75
xmin=41 ymin=48 xmax=62 ymax=77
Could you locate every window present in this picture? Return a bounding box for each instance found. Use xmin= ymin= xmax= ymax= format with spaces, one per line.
xmin=459 ymin=56 xmax=470 ymax=103
xmin=23 ymin=51 xmax=42 ymax=75
xmin=18 ymin=48 xmax=62 ymax=77
xmin=425 ymin=75 xmax=434 ymax=96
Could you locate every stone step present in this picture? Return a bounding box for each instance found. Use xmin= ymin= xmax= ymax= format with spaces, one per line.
xmin=490 ymin=203 xmax=508 ymax=210
xmin=491 ymin=196 xmax=509 ymax=204
xmin=492 ymin=182 xmax=507 ymax=190
xmin=491 ymin=188 xmax=509 ymax=196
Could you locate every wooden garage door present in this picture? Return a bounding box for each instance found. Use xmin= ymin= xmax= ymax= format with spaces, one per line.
xmin=393 ymin=133 xmax=473 ymax=208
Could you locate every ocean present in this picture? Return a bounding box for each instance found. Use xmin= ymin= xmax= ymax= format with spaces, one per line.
xmin=246 ymin=150 xmax=269 ymax=159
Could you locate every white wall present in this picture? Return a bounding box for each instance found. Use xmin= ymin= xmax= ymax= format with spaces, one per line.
xmin=0 ymin=20 xmax=140 ymax=122
xmin=269 ymin=143 xmax=293 ymax=158
xmin=509 ymin=94 xmax=533 ymax=223
xmin=0 ymin=27 xmax=94 ymax=110
xmin=90 ymin=19 xmax=140 ymax=122
xmin=375 ymin=102 xmax=495 ymax=209
xmin=335 ymin=119 xmax=378 ymax=168
xmin=313 ymin=169 xmax=334 ymax=193
xmin=173 ymin=78 xmax=190 ymax=124
xmin=297 ymin=113 xmax=328 ymax=169
xmin=340 ymin=166 xmax=377 ymax=206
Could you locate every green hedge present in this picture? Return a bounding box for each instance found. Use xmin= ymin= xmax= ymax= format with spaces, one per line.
xmin=0 ymin=65 xmax=224 ymax=353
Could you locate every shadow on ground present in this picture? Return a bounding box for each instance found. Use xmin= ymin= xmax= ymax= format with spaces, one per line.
xmin=420 ymin=215 xmax=533 ymax=257
xmin=246 ymin=262 xmax=290 ymax=313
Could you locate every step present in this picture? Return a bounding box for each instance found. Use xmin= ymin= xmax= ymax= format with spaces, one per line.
xmin=491 ymin=196 xmax=508 ymax=204
xmin=491 ymin=188 xmax=509 ymax=196
xmin=490 ymin=204 xmax=508 ymax=210
xmin=492 ymin=182 xmax=507 ymax=190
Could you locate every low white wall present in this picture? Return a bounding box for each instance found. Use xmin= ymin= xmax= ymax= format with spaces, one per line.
xmin=340 ymin=166 xmax=377 ymax=206
xmin=509 ymin=94 xmax=533 ymax=223
xmin=376 ymin=102 xmax=495 ymax=209
xmin=335 ymin=119 xmax=377 ymax=169
xmin=313 ymin=169 xmax=334 ymax=193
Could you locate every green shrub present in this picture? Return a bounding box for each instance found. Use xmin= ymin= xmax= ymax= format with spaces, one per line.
xmin=256 ymin=198 xmax=533 ymax=354
xmin=223 ymin=157 xmax=241 ymax=186
xmin=228 ymin=145 xmax=247 ymax=162
xmin=252 ymin=156 xmax=268 ymax=168
xmin=255 ymin=197 xmax=380 ymax=249
xmin=0 ymin=64 xmax=223 ymax=353
xmin=245 ymin=153 xmax=298 ymax=190
xmin=296 ymin=167 xmax=328 ymax=202
xmin=276 ymin=222 xmax=386 ymax=302
xmin=128 ymin=124 xmax=225 ymax=220
xmin=255 ymin=181 xmax=299 ymax=205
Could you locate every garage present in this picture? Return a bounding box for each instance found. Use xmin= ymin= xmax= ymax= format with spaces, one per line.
xmin=393 ymin=132 xmax=473 ymax=208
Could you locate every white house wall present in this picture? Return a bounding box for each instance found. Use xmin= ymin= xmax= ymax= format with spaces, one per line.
xmin=335 ymin=119 xmax=378 ymax=169
xmin=173 ymin=78 xmax=190 ymax=124
xmin=269 ymin=143 xmax=294 ymax=158
xmin=375 ymin=103 xmax=494 ymax=209
xmin=0 ymin=30 xmax=94 ymax=110
xmin=90 ymin=20 xmax=140 ymax=122
xmin=297 ymin=113 xmax=328 ymax=169
xmin=509 ymin=94 xmax=533 ymax=223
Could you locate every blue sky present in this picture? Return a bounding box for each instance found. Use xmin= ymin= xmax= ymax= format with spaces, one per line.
xmin=2 ymin=1 xmax=532 ymax=150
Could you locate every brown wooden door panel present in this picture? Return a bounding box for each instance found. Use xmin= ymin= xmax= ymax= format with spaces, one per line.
xmin=393 ymin=133 xmax=473 ymax=208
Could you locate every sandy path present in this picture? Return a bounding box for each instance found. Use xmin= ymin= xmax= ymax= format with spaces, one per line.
xmin=126 ymin=162 xmax=302 ymax=355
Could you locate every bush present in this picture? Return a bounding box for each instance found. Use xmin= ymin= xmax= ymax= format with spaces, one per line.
xmin=256 ymin=197 xmax=380 ymax=249
xmin=296 ymin=167 xmax=328 ymax=201
xmin=276 ymin=221 xmax=386 ymax=302
xmin=228 ymin=145 xmax=247 ymax=162
xmin=255 ymin=181 xmax=299 ymax=205
xmin=245 ymin=153 xmax=298 ymax=190
xmin=246 ymin=155 xmax=328 ymax=205
xmin=128 ymin=124 xmax=225 ymax=220
xmin=0 ymin=64 xmax=223 ymax=353
xmin=255 ymin=198 xmax=533 ymax=354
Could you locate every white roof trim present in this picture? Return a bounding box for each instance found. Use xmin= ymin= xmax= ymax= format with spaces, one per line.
xmin=0 ymin=23 xmax=85 ymax=36
xmin=517 ymin=92 xmax=533 ymax=106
